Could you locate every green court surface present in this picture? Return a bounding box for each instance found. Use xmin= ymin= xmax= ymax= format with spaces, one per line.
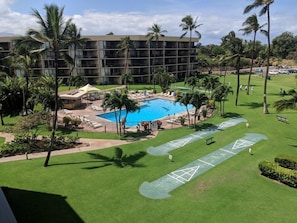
xmin=140 ymin=133 xmax=267 ymax=199
xmin=147 ymin=118 xmax=247 ymax=156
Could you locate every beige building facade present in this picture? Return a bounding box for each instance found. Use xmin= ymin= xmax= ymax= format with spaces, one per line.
xmin=0 ymin=35 xmax=199 ymax=84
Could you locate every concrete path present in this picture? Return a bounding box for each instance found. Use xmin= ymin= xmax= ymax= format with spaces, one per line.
xmin=0 ymin=133 xmax=134 ymax=163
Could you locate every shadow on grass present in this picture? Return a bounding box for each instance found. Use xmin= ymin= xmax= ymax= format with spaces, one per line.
xmin=221 ymin=112 xmax=242 ymax=118
xmin=238 ymin=102 xmax=263 ymax=109
xmin=3 ymin=187 xmax=84 ymax=223
xmin=194 ymin=123 xmax=217 ymax=131
xmin=84 ymin=147 xmax=147 ymax=169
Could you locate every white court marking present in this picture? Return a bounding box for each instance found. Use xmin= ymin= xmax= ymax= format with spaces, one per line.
xmin=231 ymin=139 xmax=254 ymax=150
xmin=168 ymin=137 xmax=192 ymax=148
xmin=168 ymin=166 xmax=200 ymax=184
xmin=197 ymin=159 xmax=215 ymax=167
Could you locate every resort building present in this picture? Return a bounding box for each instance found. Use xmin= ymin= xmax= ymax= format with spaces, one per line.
xmin=0 ymin=35 xmax=199 ymax=84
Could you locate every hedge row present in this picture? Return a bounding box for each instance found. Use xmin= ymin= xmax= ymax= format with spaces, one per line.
xmin=258 ymin=160 xmax=297 ymax=188
xmin=275 ymin=154 xmax=297 ymax=170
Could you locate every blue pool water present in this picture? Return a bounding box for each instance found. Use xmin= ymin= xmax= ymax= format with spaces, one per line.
xmin=97 ymin=98 xmax=194 ymax=127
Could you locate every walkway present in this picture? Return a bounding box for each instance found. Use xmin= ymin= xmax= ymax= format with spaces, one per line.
xmin=0 ymin=133 xmax=133 ymax=163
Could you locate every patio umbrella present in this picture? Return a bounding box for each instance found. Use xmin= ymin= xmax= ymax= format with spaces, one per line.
xmin=79 ymin=84 xmax=101 ymax=93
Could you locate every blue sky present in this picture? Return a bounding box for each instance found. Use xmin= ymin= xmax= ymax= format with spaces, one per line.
xmin=1 ymin=0 xmax=296 ymax=45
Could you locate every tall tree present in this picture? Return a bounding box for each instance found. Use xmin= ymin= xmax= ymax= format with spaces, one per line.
xmin=189 ymin=92 xmax=208 ymax=124
xmin=27 ymin=4 xmax=73 ymax=166
xmin=175 ymin=92 xmax=192 ymax=127
xmin=212 ymin=84 xmax=233 ymax=116
xmin=152 ymin=67 xmax=176 ymax=93
xmin=244 ymin=0 xmax=275 ymax=114
xmin=65 ymin=23 xmax=88 ymax=90
xmin=179 ymin=15 xmax=202 ymax=81
xmin=146 ymin=23 xmax=167 ymax=82
xmin=221 ymin=31 xmax=244 ymax=106
xmin=117 ymin=36 xmax=134 ymax=83
xmin=240 ymin=14 xmax=267 ymax=95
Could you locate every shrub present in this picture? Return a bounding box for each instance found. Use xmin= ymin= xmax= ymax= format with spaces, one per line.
xmin=275 ymin=154 xmax=297 ymax=170
xmin=258 ymin=160 xmax=297 ymax=188
xmin=63 ymin=116 xmax=72 ymax=126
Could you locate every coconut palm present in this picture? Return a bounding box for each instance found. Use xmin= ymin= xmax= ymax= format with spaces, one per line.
xmin=273 ymin=89 xmax=297 ymax=112
xmin=65 ymin=23 xmax=89 ymax=90
xmin=152 ymin=67 xmax=176 ymax=93
xmin=190 ymin=92 xmax=208 ymax=124
xmin=240 ymin=14 xmax=267 ymax=95
xmin=27 ymin=4 xmax=73 ymax=166
xmin=185 ymin=76 xmax=198 ymax=92
xmin=146 ymin=23 xmax=167 ymax=81
xmin=179 ymin=15 xmax=202 ymax=81
xmin=117 ymin=36 xmax=135 ymax=81
xmin=212 ymin=85 xmax=233 ymax=116
xmin=244 ymin=0 xmax=275 ymax=114
xmin=175 ymin=92 xmax=192 ymax=127
xmin=221 ymin=31 xmax=244 ymax=106
xmin=102 ymin=90 xmax=138 ymax=135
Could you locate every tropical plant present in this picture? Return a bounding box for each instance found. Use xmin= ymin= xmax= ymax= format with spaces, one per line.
xmin=180 ymin=15 xmax=202 ymax=81
xmin=221 ymin=31 xmax=244 ymax=106
xmin=273 ymin=89 xmax=297 ymax=112
xmin=152 ymin=67 xmax=176 ymax=93
xmin=65 ymin=23 xmax=89 ymax=90
xmin=185 ymin=76 xmax=198 ymax=92
xmin=202 ymin=75 xmax=221 ymax=96
xmin=175 ymin=92 xmax=192 ymax=127
xmin=102 ymin=90 xmax=139 ymax=135
xmin=240 ymin=14 xmax=267 ymax=95
xmin=27 ymin=4 xmax=73 ymax=166
xmin=212 ymin=84 xmax=233 ymax=115
xmin=117 ymin=36 xmax=135 ymax=78
xmin=189 ymin=92 xmax=208 ymax=124
xmin=146 ymin=23 xmax=167 ymax=81
xmin=244 ymin=0 xmax=275 ymax=114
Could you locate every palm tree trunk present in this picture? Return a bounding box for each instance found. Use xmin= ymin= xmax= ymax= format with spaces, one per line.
xmin=247 ymin=32 xmax=257 ymax=95
xmin=263 ymin=7 xmax=271 ymax=114
xmin=44 ymin=48 xmax=59 ymax=167
xmin=235 ymin=56 xmax=240 ymax=106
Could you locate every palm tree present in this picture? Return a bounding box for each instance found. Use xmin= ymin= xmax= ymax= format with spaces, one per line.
xmin=102 ymin=90 xmax=138 ymax=135
xmin=212 ymin=84 xmax=233 ymax=116
xmin=273 ymin=89 xmax=297 ymax=112
xmin=65 ymin=23 xmax=89 ymax=90
xmin=146 ymin=24 xmax=167 ymax=81
xmin=152 ymin=67 xmax=176 ymax=93
xmin=27 ymin=4 xmax=73 ymax=166
xmin=240 ymin=14 xmax=267 ymax=95
xmin=175 ymin=92 xmax=192 ymax=127
xmin=117 ymin=36 xmax=134 ymax=83
xmin=121 ymin=72 xmax=133 ymax=89
xmin=244 ymin=0 xmax=275 ymax=114
xmin=202 ymin=75 xmax=220 ymax=96
xmin=180 ymin=15 xmax=202 ymax=81
xmin=185 ymin=76 xmax=198 ymax=92
xmin=221 ymin=31 xmax=244 ymax=106
xmin=189 ymin=92 xmax=208 ymax=124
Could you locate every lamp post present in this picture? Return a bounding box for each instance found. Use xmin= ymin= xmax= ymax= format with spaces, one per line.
xmin=0 ymin=103 xmax=4 ymax=126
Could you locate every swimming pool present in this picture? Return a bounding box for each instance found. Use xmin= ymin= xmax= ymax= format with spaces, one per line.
xmin=97 ymin=98 xmax=194 ymax=127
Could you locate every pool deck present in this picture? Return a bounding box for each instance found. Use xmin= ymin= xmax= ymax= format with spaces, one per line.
xmin=58 ymin=93 xmax=211 ymax=133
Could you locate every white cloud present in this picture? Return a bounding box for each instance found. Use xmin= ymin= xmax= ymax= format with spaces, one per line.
xmin=0 ymin=0 xmax=296 ymax=46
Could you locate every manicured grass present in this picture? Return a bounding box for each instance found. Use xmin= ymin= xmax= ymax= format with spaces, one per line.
xmin=1 ymin=74 xmax=297 ymax=223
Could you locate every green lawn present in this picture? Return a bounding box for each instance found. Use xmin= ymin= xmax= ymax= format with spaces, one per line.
xmin=1 ymin=74 xmax=297 ymax=223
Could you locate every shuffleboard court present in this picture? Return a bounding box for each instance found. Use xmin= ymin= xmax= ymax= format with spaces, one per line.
xmin=147 ymin=118 xmax=247 ymax=156
xmin=140 ymin=133 xmax=267 ymax=199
